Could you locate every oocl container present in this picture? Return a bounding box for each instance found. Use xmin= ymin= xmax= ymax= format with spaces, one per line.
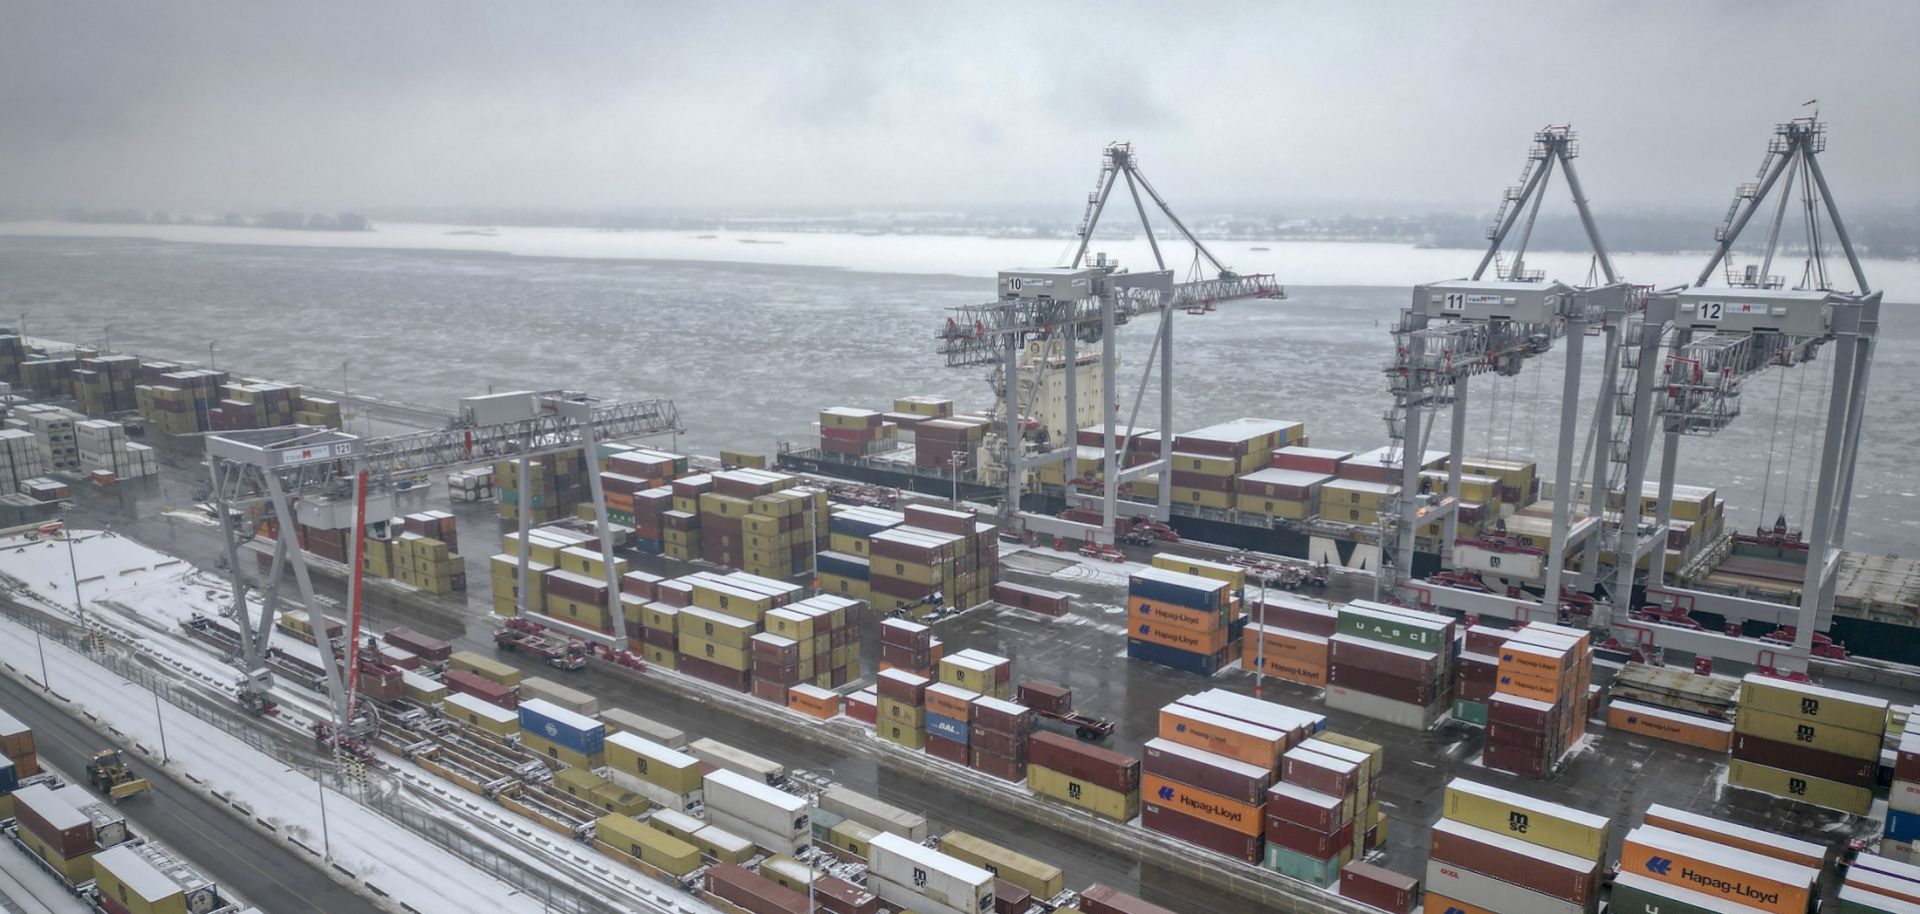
xmin=1423 ymin=858 xmax=1586 ymax=914
xmin=868 ymin=832 xmax=994 ymax=914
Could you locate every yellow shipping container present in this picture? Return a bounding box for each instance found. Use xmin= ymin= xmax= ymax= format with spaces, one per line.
xmin=1169 ymin=486 xmax=1233 ymax=510
xmin=1322 ymin=479 xmax=1394 ymax=510
xmin=597 ymin=815 xmax=702 ymax=876
xmin=605 ymin=735 xmax=704 ymax=794
xmin=449 ymin=650 xmax=522 ymax=687
xmin=693 ymin=824 xmax=758 ymax=864
xmin=877 ymin=696 xmax=925 ymax=728
xmin=18 ymin=827 xmax=92 ymax=883
xmin=1150 ymin=554 xmax=1246 ymax=593
xmin=878 ymin=721 xmax=925 ymax=749
xmin=699 ymin=492 xmax=754 ymax=518
xmin=1311 ymin=732 xmax=1385 ymax=779
xmin=544 ymin=594 xmax=613 ymax=631
xmin=558 ymin=545 xmax=628 ymax=579
xmin=829 ymin=819 xmax=880 ymax=860
xmin=643 ymin=644 xmax=678 ymax=669
xmin=1441 ymin=779 xmax=1609 ymax=862
xmin=675 ymin=606 xmax=757 ymax=650
xmin=1734 ymin=707 xmax=1884 ymax=759
xmin=1726 ymin=758 xmax=1873 ymax=814
xmin=829 ymin=532 xmax=869 ymax=555
xmin=720 ymin=449 xmax=767 ymax=469
xmin=1235 ymin=493 xmax=1313 ymax=519
xmin=446 ymin=692 xmax=519 ymax=736
xmin=1738 ymin=676 xmax=1889 ymax=735
xmin=1027 ymin=764 xmax=1139 ymax=823
xmin=938 ymin=831 xmax=1066 ymax=900
xmin=677 ymin=635 xmax=750 ymax=671
xmin=91 ymin=846 xmax=186 ymax=914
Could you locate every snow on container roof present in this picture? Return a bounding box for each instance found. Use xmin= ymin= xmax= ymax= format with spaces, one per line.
xmin=93 ymin=844 xmax=182 ymax=902
xmin=1178 ymin=417 xmax=1303 ymax=443
xmin=1240 ymin=467 xmax=1335 ymax=488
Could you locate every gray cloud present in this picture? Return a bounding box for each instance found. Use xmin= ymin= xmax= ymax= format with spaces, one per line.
xmin=3 ymin=0 xmax=1916 ymax=214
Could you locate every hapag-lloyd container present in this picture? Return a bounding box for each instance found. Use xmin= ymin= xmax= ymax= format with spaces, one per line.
xmin=1427 ymin=817 xmax=1600 ymax=905
xmin=1607 ymin=701 xmax=1734 ymax=751
xmin=1141 ymin=801 xmax=1262 ymax=863
xmin=868 ymin=832 xmax=995 ymax=914
xmin=1618 ymin=825 xmax=1816 ymax=914
xmin=1158 ymin=705 xmax=1288 ymax=769
xmin=1180 ymin=688 xmax=1325 ymax=741
xmin=1424 ymin=858 xmax=1587 ymax=914
xmin=1140 ymin=772 xmax=1260 ymax=836
xmin=1141 ymin=738 xmax=1271 ymax=806
xmin=1639 ymin=804 xmax=1831 ymax=871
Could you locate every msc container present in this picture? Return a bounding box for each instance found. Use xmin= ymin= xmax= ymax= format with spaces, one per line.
xmin=1441 ymin=778 xmax=1609 ymax=861
xmin=1142 ymin=800 xmax=1262 ymax=863
xmin=707 ymin=861 xmax=809 ymax=914
xmin=596 ymin=708 xmax=687 ymax=748
xmin=1142 ymin=738 xmax=1270 ymax=806
xmin=518 ymin=699 xmax=606 ymax=757
xmin=595 ymin=814 xmax=701 ymax=876
xmin=936 ymin=831 xmax=1065 ymax=900
xmin=442 ymin=669 xmax=518 ymax=709
xmin=689 ymin=737 xmax=784 ymax=786
xmin=384 ymin=627 xmax=453 ymax=663
xmin=604 ymin=732 xmax=704 ymax=799
xmin=13 ymin=783 xmax=94 ymax=859
xmin=449 ymin=650 xmax=522 ymax=686
xmin=1606 ymin=700 xmax=1733 ymax=751
xmin=445 ymin=691 xmax=519 ymax=736
xmin=819 ymin=786 xmax=929 ymax=842
xmin=1739 ymin=673 xmax=1890 ymax=734
xmin=1618 ymin=824 xmax=1816 ymax=914
xmin=520 ymin=676 xmax=599 ymax=717
xmin=704 ymin=769 xmax=808 ymax=840
xmin=1028 ymin=731 xmax=1138 ymax=794
xmin=1427 ymin=817 xmax=1599 ymax=904
xmin=1727 ymin=757 xmax=1874 ymax=814
xmin=1735 ymin=706 xmax=1885 ymax=760
xmin=1424 ymin=858 xmax=1585 ymax=914
xmin=868 ymin=832 xmax=995 ymax=914
xmin=1078 ymin=884 xmax=1181 ymax=914
xmin=1027 ymin=764 xmax=1138 ymax=822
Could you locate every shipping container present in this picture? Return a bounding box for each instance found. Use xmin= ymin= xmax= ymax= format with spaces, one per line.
xmin=1027 ymin=764 xmax=1139 ymax=822
xmin=1142 ymin=800 xmax=1263 ymax=863
xmin=689 ymin=737 xmax=785 ymax=786
xmin=705 ymin=770 xmax=809 ymax=840
xmin=1423 ymin=859 xmax=1586 ymax=914
xmin=13 ymin=783 xmax=93 ymax=859
xmin=1263 ymin=843 xmax=1345 ymax=887
xmin=1142 ymin=738 xmax=1270 ymax=806
xmin=596 ymin=814 xmax=702 ymax=876
xmin=445 ymin=690 xmax=519 ymax=736
xmin=1441 ymin=778 xmax=1610 ymax=861
xmin=1336 ymin=602 xmax=1449 ymax=654
xmin=384 ymin=627 xmax=453 ymax=663
xmin=1339 ymin=861 xmax=1417 ymax=914
xmin=707 ymin=861 xmax=809 ymax=914
xmin=869 ymin=832 xmax=995 ymax=914
xmin=1606 ymin=700 xmax=1733 ymax=751
xmin=520 ymin=676 xmax=599 ymax=717
xmin=449 ymin=650 xmax=522 ymax=686
xmin=1324 ymin=684 xmax=1443 ymax=730
xmin=519 ymin=698 xmax=606 ymax=757
xmin=1727 ymin=757 xmax=1874 ymax=814
xmin=1618 ymin=825 xmax=1816 ymax=914
xmin=1028 ymin=731 xmax=1138 ymax=793
xmin=829 ymin=818 xmax=881 ymax=860
xmin=1281 ymin=745 xmax=1359 ymax=798
xmin=1427 ymin=817 xmax=1599 ymax=905
xmin=1265 ymin=781 xmax=1350 ymax=832
xmin=1739 ymin=674 xmax=1889 ymax=734
xmin=1607 ymin=871 xmax=1762 ymax=914
xmin=1177 ymin=689 xmax=1324 ymax=740
xmin=1264 ymin=813 xmax=1354 ymax=859
xmin=1077 ymin=884 xmax=1181 ymax=914
xmin=936 ymin=832 xmax=1064 ymax=901
xmin=91 ymin=842 xmax=213 ymax=914
xmin=1159 ymin=705 xmax=1288 ymax=770
xmin=1735 ymin=706 xmax=1886 ymax=760
xmin=1638 ymin=804 xmax=1831 ymax=871
xmin=1140 ymin=772 xmax=1261 ymax=836
xmin=596 ymin=708 xmax=687 ymax=748
xmin=819 ymin=786 xmax=929 ymax=842
xmin=1732 ymin=731 xmax=1878 ymax=787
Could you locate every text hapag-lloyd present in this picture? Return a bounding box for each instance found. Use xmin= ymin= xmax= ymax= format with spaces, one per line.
xmin=1171 ymin=789 xmax=1246 ymax=824
xmin=1679 ymin=866 xmax=1782 ymax=905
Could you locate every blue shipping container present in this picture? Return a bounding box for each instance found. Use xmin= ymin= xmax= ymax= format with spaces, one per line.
xmin=1128 ymin=570 xmax=1225 ymax=611
xmin=829 ymin=515 xmax=895 ymax=538
xmin=0 ymin=754 xmax=14 ymax=794
xmin=519 ymin=701 xmax=606 ymax=756
xmin=633 ymin=539 xmax=663 ymax=556
xmin=817 ymin=551 xmax=871 ymax=581
xmin=1888 ymin=809 xmax=1920 ymax=842
xmin=1126 ymin=639 xmax=1226 ymax=676
xmin=925 ymin=712 xmax=969 ymax=744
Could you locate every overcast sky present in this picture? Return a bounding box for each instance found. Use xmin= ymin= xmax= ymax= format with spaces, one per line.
xmin=4 ymin=1 xmax=1917 ymax=216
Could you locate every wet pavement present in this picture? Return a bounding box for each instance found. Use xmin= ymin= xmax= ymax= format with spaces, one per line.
xmin=55 ymin=444 xmax=1910 ymax=913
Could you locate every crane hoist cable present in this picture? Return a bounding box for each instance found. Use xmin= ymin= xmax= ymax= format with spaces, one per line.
xmin=1757 ymin=364 xmax=1791 ymax=528
xmin=1795 ymin=359 xmax=1828 ymax=530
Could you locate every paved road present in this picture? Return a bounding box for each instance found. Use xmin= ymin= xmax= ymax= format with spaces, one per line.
xmin=0 ymin=674 xmax=381 ymax=914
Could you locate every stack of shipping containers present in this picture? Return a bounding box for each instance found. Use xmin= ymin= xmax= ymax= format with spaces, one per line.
xmin=819 ymin=505 xmax=904 ymax=599
xmin=11 ymin=783 xmax=103 ymax=884
xmin=1141 ymin=735 xmax=1269 ymax=863
xmin=1028 ymin=729 xmax=1139 ymax=824
xmin=1481 ymin=622 xmax=1595 ymax=778
xmin=1159 ymin=418 xmax=1304 ymax=510
xmin=914 ymin=416 xmax=988 ymax=471
xmin=876 ymin=668 xmax=929 ymax=750
xmin=1427 ymin=778 xmax=1610 ymax=914
xmin=938 ymin=648 xmax=1012 ymax=700
xmin=923 ymin=681 xmax=975 ymax=767
xmin=697 ymin=468 xmax=826 ymax=579
xmin=1832 ymin=853 xmax=1920 ymax=912
xmin=1616 ymin=818 xmax=1818 ymax=914
xmin=0 ymin=428 xmax=46 ymax=494
xmin=1730 ymin=673 xmax=1885 ymax=814
xmin=878 ymin=618 xmax=939 ymax=677
xmin=518 ymin=698 xmax=607 ymax=770
xmin=868 ymin=833 xmax=995 ymax=914
xmin=819 ymin=407 xmax=899 ymax=457
xmin=1126 ymin=566 xmax=1233 ymax=674
xmin=703 ymin=768 xmax=810 ymax=856
xmin=1326 ymin=600 xmax=1453 ymax=729
xmin=969 ymin=695 xmax=1031 ymax=782
xmin=662 ymin=473 xmax=709 ymax=561
xmin=1267 ymin=736 xmax=1383 ymax=884
xmin=1890 ymin=732 xmax=1920 ymax=859
xmin=496 ymin=450 xmax=590 ymax=524
xmin=1242 ymin=590 xmax=1336 ymax=686
xmin=133 ymin=369 xmax=224 ymax=435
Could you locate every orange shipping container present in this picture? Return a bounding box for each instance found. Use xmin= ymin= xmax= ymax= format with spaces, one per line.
xmin=1422 ymin=893 xmax=1496 ymax=914
xmin=1133 ymin=620 xmax=1230 ymax=655
xmin=1606 ymin=701 xmax=1732 ymax=752
xmin=1618 ymin=826 xmax=1814 ymax=914
xmin=1494 ymin=665 xmax=1563 ymax=703
xmin=787 ymin=685 xmax=841 ymax=720
xmin=1158 ymin=705 xmax=1287 ymax=769
xmin=1639 ymin=805 xmax=1828 ymax=871
xmin=1131 ymin=598 xmax=1222 ymax=635
xmin=607 ymin=492 xmax=636 ymax=512
xmin=1242 ymin=637 xmax=1327 ymax=685
xmin=1497 ymin=641 xmax=1574 ymax=679
xmin=1140 ymin=772 xmax=1262 ymax=836
xmin=925 ymin=685 xmax=977 ymax=722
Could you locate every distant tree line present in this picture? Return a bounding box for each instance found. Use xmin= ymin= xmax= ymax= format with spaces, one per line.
xmin=61 ymin=208 xmax=372 ymax=232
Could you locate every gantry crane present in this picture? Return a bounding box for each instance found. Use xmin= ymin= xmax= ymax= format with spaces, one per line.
xmin=1384 ymin=127 xmax=1634 ymax=615
xmin=205 ymin=391 xmax=682 ymax=739
xmin=1623 ymin=114 xmax=1879 ymax=674
xmin=936 ymin=142 xmax=1283 ymax=543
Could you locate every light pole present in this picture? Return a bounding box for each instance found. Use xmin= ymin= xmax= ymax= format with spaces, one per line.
xmin=1254 ymin=575 xmax=1269 ymax=698
xmin=295 ymin=766 xmax=333 ymax=861
xmin=951 ymin=450 xmax=966 ymax=507
xmin=128 ymin=681 xmax=168 ymax=763
xmin=208 ymin=341 xmax=216 ymax=371
xmin=341 ymin=360 xmax=350 ymax=433
xmin=33 ymin=631 xmax=49 ymax=690
xmin=65 ymin=530 xmax=85 ymax=623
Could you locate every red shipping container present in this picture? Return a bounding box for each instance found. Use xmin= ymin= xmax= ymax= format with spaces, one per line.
xmin=1481 ymin=741 xmax=1547 ymax=778
xmin=1428 ymin=819 xmax=1599 ymax=904
xmin=993 ymin=582 xmax=1070 ymax=616
xmin=1280 ymin=746 xmax=1359 ymax=798
xmin=1454 ymin=677 xmax=1496 ymax=703
xmin=994 ymin=878 xmax=1032 ymax=914
xmin=1486 ymin=720 xmax=1556 ymax=755
xmin=1731 ymin=732 xmax=1878 ymax=787
xmin=384 ymin=627 xmax=453 ymax=663
xmin=876 ymin=669 xmax=930 ymax=704
xmin=971 ymin=700 xmax=1033 ymax=736
xmin=1464 ymin=625 xmax=1513 ymax=656
xmin=679 ymin=654 xmax=750 ymax=692
xmin=1017 ymin=681 xmax=1073 ymax=715
xmin=1028 ymin=731 xmax=1138 ymax=794
xmin=750 ymin=679 xmax=787 ymax=704
xmin=1455 ymin=652 xmax=1500 ymax=685
xmin=926 ymin=733 xmax=970 ymax=765
xmin=970 ymin=748 xmax=1025 ymax=782
xmin=1326 ymin=664 xmax=1434 ymax=705
xmin=1142 ymin=802 xmax=1264 ymax=863
xmin=1080 ymin=885 xmax=1181 ymax=914
xmin=1265 ymin=782 xmax=1349 ymax=832
xmin=969 ymin=727 xmax=1027 ymax=759
xmin=1265 ymin=813 xmax=1353 ymax=859
xmin=1329 ymin=635 xmax=1440 ymax=683
xmin=751 ymin=637 xmax=799 ymax=664
xmin=706 ymin=862 xmax=808 ymax=914
xmin=643 ymin=627 xmax=677 ymax=650
xmin=1142 ymin=738 xmax=1271 ymax=807
xmin=881 ymin=643 xmax=932 ymax=672
xmin=1487 ymin=692 xmax=1558 ymax=731
xmin=443 ymin=669 xmax=518 ymax=709
xmin=847 ymin=693 xmax=878 ymax=725
xmin=1339 ymin=861 xmax=1418 ymax=914
xmin=870 ymin=574 xmax=935 ymax=601
xmin=13 ymin=790 xmax=94 ymax=858
xmin=1250 ymin=596 xmax=1338 ymax=637
xmin=811 ymin=876 xmax=880 ymax=914
xmin=751 ymin=660 xmax=801 ymax=685
xmin=880 ymin=619 xmax=932 ymax=650
xmin=1898 ymin=745 xmax=1920 ymax=783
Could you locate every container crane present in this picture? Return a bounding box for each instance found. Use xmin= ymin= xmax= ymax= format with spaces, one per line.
xmin=1384 ymin=127 xmax=1635 ymax=620
xmin=1624 ymin=114 xmax=1879 ymax=675
xmin=936 ymin=142 xmax=1284 ymax=544
xmin=205 ymin=391 xmax=682 ymax=742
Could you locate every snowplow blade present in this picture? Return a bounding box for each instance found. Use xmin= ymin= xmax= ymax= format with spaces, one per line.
xmin=108 ymin=778 xmax=152 ymax=801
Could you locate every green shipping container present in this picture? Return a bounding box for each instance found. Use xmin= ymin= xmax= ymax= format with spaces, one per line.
xmin=1334 ymin=607 xmax=1444 ymax=654
xmin=609 ymin=510 xmax=635 ymax=526
xmin=1452 ymin=699 xmax=1487 ymax=726
xmin=1609 ymin=874 xmax=1735 ymax=914
xmin=1263 ymin=844 xmax=1342 ymax=887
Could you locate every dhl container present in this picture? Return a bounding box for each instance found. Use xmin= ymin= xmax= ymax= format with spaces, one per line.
xmin=1027 ymin=764 xmax=1139 ymax=822
xmin=936 ymin=831 xmax=1065 ymax=901
xmin=449 ymin=650 xmax=522 ymax=687
xmin=1159 ymin=705 xmax=1287 ymax=770
xmin=446 ymin=691 xmax=519 ymax=736
xmin=1607 ymin=700 xmax=1733 ymax=751
xmin=829 ymin=818 xmax=881 ymax=860
xmin=1727 ymin=757 xmax=1873 ymax=813
xmin=1427 ymin=818 xmax=1599 ymax=905
xmin=1738 ymin=674 xmax=1890 ymax=734
xmin=1441 ymin=778 xmax=1609 ymax=861
xmin=1734 ymin=706 xmax=1884 ymax=760
xmin=1140 ymin=772 xmax=1262 ymax=836
xmin=1640 ymin=804 xmax=1831 ymax=871
xmin=1618 ymin=825 xmax=1815 ymax=914
xmin=596 ymin=814 xmax=702 ymax=876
